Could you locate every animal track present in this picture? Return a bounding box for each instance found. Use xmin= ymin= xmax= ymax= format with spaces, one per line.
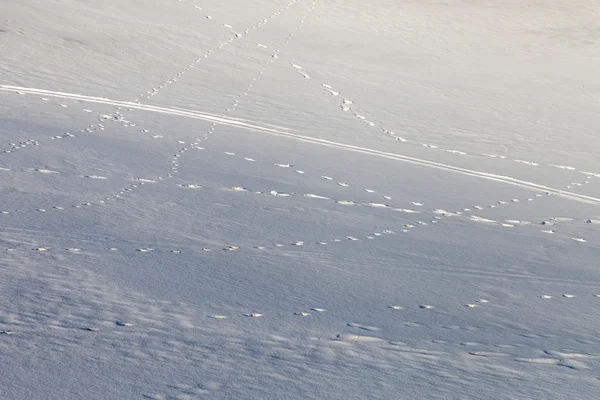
xmin=274 ymin=64 xmax=600 ymax=187
xmin=0 ymin=0 xmax=311 ymax=216
xmin=3 ymin=4 xmax=599 ymax=387
xmin=181 ymin=149 xmax=597 ymax=246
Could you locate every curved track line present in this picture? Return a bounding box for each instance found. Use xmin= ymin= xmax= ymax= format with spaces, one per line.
xmin=0 ymin=85 xmax=291 ymax=131
xmin=3 ymin=85 xmax=600 ymax=206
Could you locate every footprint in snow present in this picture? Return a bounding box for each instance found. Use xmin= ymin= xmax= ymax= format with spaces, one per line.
xmin=505 ymin=220 xmax=531 ymax=226
xmin=394 ymin=209 xmax=419 ymax=214
xmin=468 ymin=351 xmax=509 ymax=358
xmin=269 ymin=191 xmax=291 ymax=197
xmin=179 ymin=184 xmax=202 ymax=189
xmin=470 ymin=216 xmax=497 ymax=223
xmin=336 ymin=333 xmax=383 ymax=343
xmin=303 ymin=194 xmax=330 ymax=199
xmin=514 ymin=160 xmax=539 ymax=166
xmin=446 ymin=150 xmax=467 ymax=155
xmin=347 ymin=322 xmax=379 ymax=331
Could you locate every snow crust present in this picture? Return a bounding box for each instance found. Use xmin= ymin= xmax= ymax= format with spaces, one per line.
xmin=1 ymin=0 xmax=600 ymax=398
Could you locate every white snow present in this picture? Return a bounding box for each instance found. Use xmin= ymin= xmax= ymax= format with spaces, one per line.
xmin=1 ymin=0 xmax=600 ymax=399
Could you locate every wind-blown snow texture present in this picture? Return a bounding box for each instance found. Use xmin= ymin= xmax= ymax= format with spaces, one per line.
xmin=1 ymin=1 xmax=600 ymax=399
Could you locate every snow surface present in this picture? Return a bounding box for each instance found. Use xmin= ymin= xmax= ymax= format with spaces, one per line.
xmin=1 ymin=0 xmax=600 ymax=398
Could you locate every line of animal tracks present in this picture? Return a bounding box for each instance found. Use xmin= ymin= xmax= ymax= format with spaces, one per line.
xmin=3 ymin=84 xmax=600 ymax=206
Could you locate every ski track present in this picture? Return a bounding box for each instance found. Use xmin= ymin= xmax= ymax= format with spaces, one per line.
xmin=0 ymin=0 xmax=307 ymax=212
xmin=2 ymin=124 xmax=598 ymax=246
xmin=2 ymin=126 xmax=597 ymax=280
xmin=2 ymin=2 xmax=600 ymax=397
xmin=279 ymin=62 xmax=600 ymax=184
xmin=0 ymin=0 xmax=302 ymax=153
xmin=1 ymin=118 xmax=598 ymax=246
xmin=3 ymin=85 xmax=600 ymax=207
